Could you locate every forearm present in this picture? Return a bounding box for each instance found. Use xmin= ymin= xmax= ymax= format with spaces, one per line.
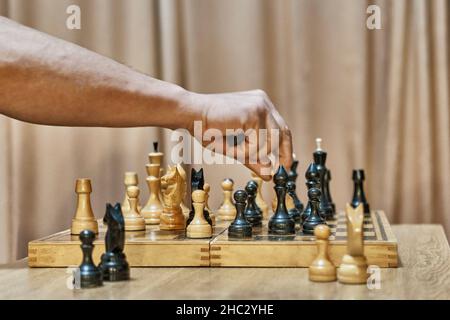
xmin=0 ymin=16 xmax=197 ymax=130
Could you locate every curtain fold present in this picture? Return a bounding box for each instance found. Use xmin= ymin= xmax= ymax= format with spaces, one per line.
xmin=0 ymin=0 xmax=448 ymax=263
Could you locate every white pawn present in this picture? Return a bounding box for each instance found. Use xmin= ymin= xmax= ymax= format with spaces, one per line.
xmin=123 ymin=186 xmax=146 ymax=231
xmin=217 ymin=179 xmax=237 ymax=221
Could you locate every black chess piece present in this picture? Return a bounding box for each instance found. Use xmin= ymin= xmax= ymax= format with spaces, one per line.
xmin=153 ymin=141 xmax=159 ymax=152
xmin=244 ymin=180 xmax=263 ymax=227
xmin=301 ymin=163 xmax=326 ymax=234
xmin=228 ymin=190 xmax=252 ymax=238
xmin=187 ymin=168 xmax=212 ymax=226
xmin=286 ymin=181 xmax=303 ymax=223
xmin=98 ymin=203 xmax=130 ymax=281
xmin=288 ymin=160 xmax=304 ymax=216
xmin=313 ymin=140 xmax=334 ymax=219
xmin=269 ymin=166 xmax=296 ymax=235
xmin=288 ymin=160 xmax=299 ymax=182
xmin=324 ymin=169 xmax=336 ymax=213
xmin=78 ymin=229 xmax=103 ymax=288
xmin=351 ymin=169 xmax=370 ymax=215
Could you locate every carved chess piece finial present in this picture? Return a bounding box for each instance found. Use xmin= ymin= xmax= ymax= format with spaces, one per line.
xmin=313 ymin=138 xmax=334 ymax=219
xmin=78 ymin=229 xmax=103 ymax=288
xmin=351 ymin=169 xmax=370 ymax=215
xmin=301 ymin=163 xmax=326 ymax=235
xmin=121 ymin=172 xmax=141 ymax=214
xmin=160 ymin=165 xmax=186 ymax=230
xmin=203 ymin=183 xmax=216 ymax=226
xmin=217 ymin=178 xmax=237 ymax=221
xmin=269 ymin=166 xmax=295 ymax=235
xmin=228 ymin=190 xmax=252 ymax=238
xmin=123 ymin=186 xmax=146 ymax=231
xmin=286 ymin=181 xmax=303 ymax=224
xmin=251 ymin=172 xmax=269 ymax=219
xmin=71 ymin=178 xmax=98 ymax=235
xmin=337 ymin=203 xmax=369 ymax=284
xmin=309 ymin=224 xmax=336 ymax=282
xmin=99 ymin=203 xmax=130 ymax=281
xmin=244 ymin=180 xmax=263 ymax=227
xmin=186 ymin=190 xmax=212 ymax=238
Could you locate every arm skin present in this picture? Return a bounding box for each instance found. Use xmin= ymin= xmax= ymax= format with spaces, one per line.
xmin=0 ymin=16 xmax=292 ymax=180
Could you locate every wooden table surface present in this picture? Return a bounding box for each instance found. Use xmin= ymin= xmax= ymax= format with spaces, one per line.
xmin=0 ymin=225 xmax=449 ymax=300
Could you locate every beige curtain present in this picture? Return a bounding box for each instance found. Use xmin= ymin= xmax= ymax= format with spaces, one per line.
xmin=0 ymin=0 xmax=448 ymax=263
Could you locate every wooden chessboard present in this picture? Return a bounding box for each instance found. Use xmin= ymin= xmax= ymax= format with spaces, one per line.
xmin=28 ymin=210 xmax=398 ymax=268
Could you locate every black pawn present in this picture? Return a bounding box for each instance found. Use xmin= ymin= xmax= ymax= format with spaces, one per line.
xmin=286 ymin=181 xmax=303 ymax=223
xmin=78 ymin=230 xmax=103 ymax=288
xmin=288 ymin=160 xmax=304 ymax=215
xmin=301 ymin=163 xmax=326 ymax=234
xmin=187 ymin=168 xmax=212 ymax=226
xmin=99 ymin=203 xmax=130 ymax=281
xmin=351 ymin=169 xmax=370 ymax=215
xmin=244 ymin=180 xmax=263 ymax=227
xmin=228 ymin=190 xmax=252 ymax=238
xmin=313 ymin=144 xmax=334 ymax=219
xmin=269 ymin=166 xmax=296 ymax=235
xmin=324 ymin=169 xmax=336 ymax=212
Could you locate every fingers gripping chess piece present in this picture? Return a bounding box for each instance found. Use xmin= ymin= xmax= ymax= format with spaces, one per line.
xmin=141 ymin=164 xmax=163 ymax=225
xmin=160 ymin=165 xmax=186 ymax=230
xmin=244 ymin=180 xmax=263 ymax=227
xmin=251 ymin=172 xmax=269 ymax=219
xmin=228 ymin=190 xmax=252 ymax=239
xmin=268 ymin=166 xmax=295 ymax=235
xmin=337 ymin=203 xmax=369 ymax=284
xmin=313 ymin=138 xmax=334 ymax=219
xmin=99 ymin=203 xmax=130 ymax=281
xmin=121 ymin=172 xmax=141 ymax=215
xmin=78 ymin=229 xmax=103 ymax=288
xmin=71 ymin=178 xmax=99 ymax=235
xmin=186 ymin=190 xmax=212 ymax=239
xmin=351 ymin=169 xmax=370 ymax=215
xmin=204 ymin=183 xmax=216 ymax=226
xmin=123 ymin=186 xmax=146 ymax=231
xmin=309 ymin=224 xmax=337 ymax=282
xmin=301 ymin=163 xmax=326 ymax=235
xmin=217 ymin=178 xmax=237 ymax=221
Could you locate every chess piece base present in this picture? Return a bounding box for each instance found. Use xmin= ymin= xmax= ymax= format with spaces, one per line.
xmin=309 ymin=265 xmax=337 ymax=282
xmin=99 ymin=252 xmax=130 ymax=281
xmin=160 ymin=206 xmax=185 ymax=230
xmin=141 ymin=206 xmax=162 ymax=225
xmin=124 ymin=218 xmax=146 ymax=231
xmin=186 ymin=224 xmax=212 ymax=239
xmin=79 ymin=271 xmax=103 ymax=288
xmin=302 ymin=218 xmax=325 ymax=235
xmin=337 ymin=254 xmax=368 ymax=284
xmin=228 ymin=225 xmax=252 ymax=239
xmin=268 ymin=218 xmax=295 ymax=235
xmin=71 ymin=219 xmax=99 ymax=235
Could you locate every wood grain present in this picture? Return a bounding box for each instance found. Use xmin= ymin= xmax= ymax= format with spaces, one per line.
xmin=1 ymin=225 xmax=448 ymax=299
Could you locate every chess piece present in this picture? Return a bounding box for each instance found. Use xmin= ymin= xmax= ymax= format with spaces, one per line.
xmin=302 ymin=163 xmax=326 ymax=235
xmin=141 ymin=164 xmax=164 ymax=225
xmin=160 ymin=165 xmax=186 ymax=230
xmin=272 ymin=160 xmax=298 ymax=212
xmin=313 ymin=138 xmax=334 ymax=219
xmin=286 ymin=181 xmax=303 ymax=224
xmin=186 ymin=190 xmax=212 ymax=238
xmin=337 ymin=203 xmax=368 ymax=284
xmin=186 ymin=168 xmax=212 ymax=226
xmin=203 ymin=183 xmax=216 ymax=226
xmin=99 ymin=203 xmax=130 ymax=281
xmin=244 ymin=180 xmax=263 ymax=227
xmin=309 ymin=224 xmax=337 ymax=282
xmin=268 ymin=166 xmax=295 ymax=235
xmin=121 ymin=172 xmax=141 ymax=214
xmin=123 ymin=186 xmax=146 ymax=231
xmin=251 ymin=172 xmax=269 ymax=219
xmin=71 ymin=178 xmax=99 ymax=235
xmin=228 ymin=190 xmax=252 ymax=238
xmin=324 ymin=169 xmax=336 ymax=212
xmin=78 ymin=230 xmax=103 ymax=288
xmin=177 ymin=165 xmax=191 ymax=219
xmin=148 ymin=141 xmax=163 ymax=165
xmin=351 ymin=169 xmax=370 ymax=215
xmin=217 ymin=178 xmax=237 ymax=221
